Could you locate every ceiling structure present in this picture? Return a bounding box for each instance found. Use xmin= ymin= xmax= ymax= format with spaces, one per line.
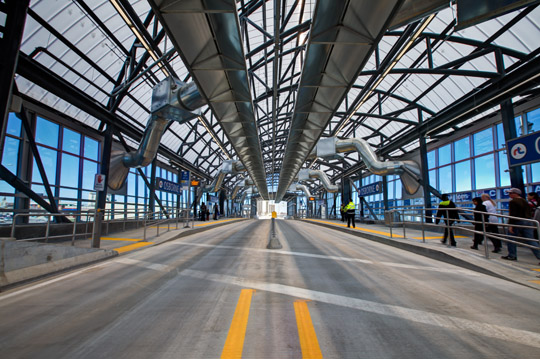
xmin=13 ymin=0 xmax=540 ymax=200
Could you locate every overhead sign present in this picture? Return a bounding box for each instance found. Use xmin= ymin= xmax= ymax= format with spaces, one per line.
xmin=456 ymin=0 xmax=540 ymax=30
xmin=94 ymin=174 xmax=106 ymax=191
xmin=506 ymin=131 xmax=540 ymax=167
xmin=156 ymin=177 xmax=181 ymax=194
xmin=191 ymin=180 xmax=200 ymax=186
xmin=358 ymin=181 xmax=382 ymax=197
xmin=180 ymin=171 xmax=190 ymax=191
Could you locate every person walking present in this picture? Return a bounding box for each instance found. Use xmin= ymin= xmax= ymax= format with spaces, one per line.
xmin=501 ymin=188 xmax=540 ymax=263
xmin=200 ymin=203 xmax=207 ymax=221
xmin=213 ymin=203 xmax=219 ymax=220
xmin=527 ymin=192 xmax=540 ymax=239
xmin=435 ymin=194 xmax=459 ymax=247
xmin=481 ymin=193 xmax=502 ymax=253
xmin=345 ymin=199 xmax=355 ymax=228
xmin=471 ymin=197 xmax=489 ymax=250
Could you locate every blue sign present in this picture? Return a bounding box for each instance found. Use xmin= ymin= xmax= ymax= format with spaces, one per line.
xmin=358 ymin=181 xmax=382 ymax=197
xmin=180 ymin=171 xmax=190 ymax=190
xmin=506 ymin=131 xmax=540 ymax=167
xmin=156 ymin=177 xmax=181 ymax=194
xmin=452 ymin=192 xmax=472 ymax=202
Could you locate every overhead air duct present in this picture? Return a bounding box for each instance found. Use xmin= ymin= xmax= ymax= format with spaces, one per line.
xmin=275 ymin=0 xmax=405 ymax=202
xmin=148 ymin=0 xmax=269 ymax=199
xmin=108 ymin=78 xmax=205 ymax=190
xmin=309 ymin=137 xmax=421 ymax=194
xmin=297 ymin=169 xmax=339 ymax=193
xmin=197 ymin=160 xmax=248 ymax=198
xmin=288 ymin=183 xmax=312 ymax=199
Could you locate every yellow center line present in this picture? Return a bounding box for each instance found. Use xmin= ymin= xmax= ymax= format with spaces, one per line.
xmin=115 ymin=242 xmax=153 ymax=253
xmin=294 ymin=300 xmax=323 ymax=359
xmin=221 ymin=289 xmax=255 ymax=359
xmin=195 ymin=219 xmax=242 ymax=227
xmin=101 ymin=237 xmax=142 ymax=242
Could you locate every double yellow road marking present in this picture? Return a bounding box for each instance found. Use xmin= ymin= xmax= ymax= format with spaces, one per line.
xmin=221 ymin=289 xmax=323 ymax=358
xmin=221 ymin=289 xmax=255 ymax=359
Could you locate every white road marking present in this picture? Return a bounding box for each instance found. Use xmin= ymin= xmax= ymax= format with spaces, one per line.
xmin=170 ymin=241 xmax=480 ymax=276
xmin=108 ymin=258 xmax=540 ymax=349
xmin=0 ymin=261 xmax=111 ymax=301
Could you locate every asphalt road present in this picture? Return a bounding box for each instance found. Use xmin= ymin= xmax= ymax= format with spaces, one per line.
xmin=1 ymin=219 xmax=539 ymax=358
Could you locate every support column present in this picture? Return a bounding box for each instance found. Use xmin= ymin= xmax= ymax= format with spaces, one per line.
xmin=501 ymin=99 xmax=525 ymax=193
xmin=148 ymin=158 xmax=157 ymax=216
xmin=93 ymin=127 xmax=113 ymax=248
xmin=219 ymin=189 xmax=226 ymax=217
xmin=419 ymin=109 xmax=433 ymax=222
xmin=382 ymin=176 xmax=389 ymax=211
xmin=0 ymin=0 xmax=29 ymax=139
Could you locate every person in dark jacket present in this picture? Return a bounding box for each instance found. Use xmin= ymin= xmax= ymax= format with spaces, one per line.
xmin=435 ymin=194 xmax=460 ymax=247
xmin=502 ymin=188 xmax=540 ymax=263
xmin=200 ymin=203 xmax=207 ymax=221
xmin=471 ymin=197 xmax=489 ymax=250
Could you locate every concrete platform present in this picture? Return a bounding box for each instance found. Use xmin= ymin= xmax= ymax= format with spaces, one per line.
xmin=0 ymin=217 xmax=247 ymax=290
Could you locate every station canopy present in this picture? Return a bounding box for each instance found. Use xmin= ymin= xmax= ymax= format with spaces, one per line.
xmin=16 ymin=0 xmax=540 ymax=198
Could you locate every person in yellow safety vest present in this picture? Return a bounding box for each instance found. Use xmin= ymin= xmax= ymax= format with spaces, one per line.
xmin=345 ymin=198 xmax=355 ymax=228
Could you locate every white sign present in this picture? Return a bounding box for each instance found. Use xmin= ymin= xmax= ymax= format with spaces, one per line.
xmin=94 ymin=174 xmax=106 ymax=191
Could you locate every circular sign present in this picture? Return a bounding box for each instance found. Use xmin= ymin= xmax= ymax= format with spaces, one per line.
xmin=510 ymin=143 xmax=527 ymax=160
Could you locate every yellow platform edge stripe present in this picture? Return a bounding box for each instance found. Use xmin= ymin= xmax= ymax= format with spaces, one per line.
xmin=115 ymin=242 xmax=153 ymax=253
xmin=221 ymin=289 xmax=254 ymax=359
xmin=101 ymin=237 xmax=142 ymax=242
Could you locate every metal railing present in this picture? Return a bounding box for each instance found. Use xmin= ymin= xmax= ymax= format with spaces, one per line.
xmin=10 ymin=211 xmax=97 ymax=246
xmin=386 ymin=206 xmax=540 ymax=259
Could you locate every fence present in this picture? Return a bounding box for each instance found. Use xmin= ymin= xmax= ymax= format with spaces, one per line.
xmin=385 ymin=206 xmax=540 ymax=259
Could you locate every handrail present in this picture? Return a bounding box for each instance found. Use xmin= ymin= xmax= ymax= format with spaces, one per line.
xmin=10 ymin=211 xmax=97 ymax=246
xmin=386 ymin=206 xmax=540 ymax=258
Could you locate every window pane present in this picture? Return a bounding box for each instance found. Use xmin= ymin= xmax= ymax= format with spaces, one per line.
xmin=438 ymin=165 xmax=452 ymax=194
xmin=32 ymin=146 xmax=57 ymax=185
xmin=455 ymin=160 xmax=471 ymax=192
xmin=128 ymin=172 xmax=136 ymax=196
xmin=63 ymin=128 xmax=81 ymax=155
xmin=499 ymin=151 xmax=510 ymax=187
xmin=2 ymin=137 xmax=20 ymax=173
xmin=473 ymin=128 xmax=493 ymax=155
xmin=439 ymin=144 xmax=451 ymax=166
xmin=475 ymin=154 xmax=495 ymax=190
xmin=496 ymin=123 xmax=505 ymax=150
xmin=60 ymin=187 xmax=78 ymax=199
xmin=531 ymin=162 xmax=540 ymax=183
xmin=60 ymin=153 xmax=79 ymax=188
xmin=526 ymin=108 xmax=540 ymax=134
xmin=515 ymin=116 xmax=523 ymax=137
xmin=82 ymin=160 xmax=97 ymax=190
xmin=427 ymin=150 xmax=436 ymax=169
xmin=6 ymin=113 xmax=21 ymax=137
xmin=429 ymin=169 xmax=437 ymax=189
xmin=84 ymin=137 xmax=99 ymax=160
xmin=35 ymin=117 xmax=59 ymax=148
xmin=454 ymin=137 xmax=470 ymax=162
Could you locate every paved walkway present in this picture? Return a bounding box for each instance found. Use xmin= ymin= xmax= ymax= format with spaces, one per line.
xmin=302 ymin=218 xmax=540 ymax=289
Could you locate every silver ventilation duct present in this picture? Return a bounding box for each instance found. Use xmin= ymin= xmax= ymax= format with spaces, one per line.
xmin=288 ymin=183 xmax=312 ymax=199
xmin=109 ymin=78 xmax=205 ymax=190
xmin=148 ymin=0 xmax=269 ymax=199
xmin=298 ymin=169 xmax=339 ymax=193
xmin=231 ymin=178 xmax=255 ymax=200
xmin=198 ymin=160 xmax=248 ymax=198
xmin=274 ymin=0 xmax=405 ymax=202
xmin=309 ymin=137 xmax=421 ymax=194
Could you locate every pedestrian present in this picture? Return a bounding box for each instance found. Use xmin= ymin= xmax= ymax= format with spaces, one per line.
xmin=200 ymin=203 xmax=207 ymax=221
xmin=345 ymin=198 xmax=355 ymax=228
xmin=527 ymin=192 xmax=540 ymax=239
xmin=435 ymin=194 xmax=459 ymax=247
xmin=481 ymin=193 xmax=502 ymax=253
xmin=501 ymin=188 xmax=540 ymax=263
xmin=213 ymin=203 xmax=219 ymax=220
xmin=471 ymin=197 xmax=489 ymax=250
xmin=340 ymin=203 xmax=345 ymax=222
